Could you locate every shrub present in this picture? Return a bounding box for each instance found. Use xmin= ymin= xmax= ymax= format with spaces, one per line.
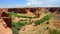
xmin=8 ymin=12 xmax=39 ymax=18
xmin=12 ymin=21 xmax=25 ymax=34
xmin=49 ymin=29 xmax=60 ymax=34
xmin=35 ymin=14 xmax=51 ymax=25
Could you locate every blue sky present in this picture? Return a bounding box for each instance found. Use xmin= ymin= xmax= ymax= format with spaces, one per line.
xmin=0 ymin=0 xmax=60 ymax=8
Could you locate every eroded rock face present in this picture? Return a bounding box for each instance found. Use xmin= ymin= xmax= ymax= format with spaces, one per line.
xmin=8 ymin=8 xmax=27 ymax=14
xmin=1 ymin=12 xmax=9 ymax=17
xmin=30 ymin=8 xmax=37 ymax=13
xmin=0 ymin=9 xmax=12 ymax=34
xmin=2 ymin=18 xmax=12 ymax=29
xmin=48 ymin=8 xmax=58 ymax=12
xmin=1 ymin=12 xmax=12 ymax=29
xmin=0 ymin=19 xmax=12 ymax=34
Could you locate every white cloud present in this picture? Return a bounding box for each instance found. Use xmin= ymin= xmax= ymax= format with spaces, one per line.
xmin=27 ymin=3 xmax=31 ymax=5
xmin=27 ymin=0 xmax=44 ymax=5
xmin=26 ymin=0 xmax=60 ymax=7
xmin=17 ymin=0 xmax=60 ymax=7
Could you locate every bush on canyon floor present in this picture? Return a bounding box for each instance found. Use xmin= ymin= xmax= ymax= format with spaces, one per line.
xmin=35 ymin=14 xmax=51 ymax=26
xmin=8 ymin=12 xmax=39 ymax=18
xmin=49 ymin=29 xmax=60 ymax=34
xmin=12 ymin=21 xmax=25 ymax=34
